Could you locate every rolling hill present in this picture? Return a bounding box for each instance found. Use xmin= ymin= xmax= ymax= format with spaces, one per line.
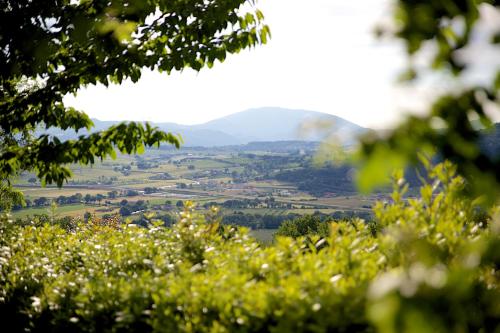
xmin=40 ymin=107 xmax=367 ymax=147
xmin=189 ymin=107 xmax=366 ymax=144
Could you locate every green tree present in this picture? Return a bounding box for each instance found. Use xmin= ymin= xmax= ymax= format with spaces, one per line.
xmin=275 ymin=215 xmax=330 ymax=239
xmin=119 ymin=206 xmax=132 ymax=217
xmin=84 ymin=194 xmax=93 ymax=204
xmin=0 ymin=0 xmax=269 ymax=205
xmin=96 ymin=194 xmax=105 ymax=205
xmin=359 ymin=1 xmax=500 ymax=201
xmin=83 ymin=211 xmax=92 ymax=221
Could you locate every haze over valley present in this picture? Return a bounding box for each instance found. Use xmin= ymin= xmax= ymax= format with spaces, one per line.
xmin=45 ymin=107 xmax=367 ymax=147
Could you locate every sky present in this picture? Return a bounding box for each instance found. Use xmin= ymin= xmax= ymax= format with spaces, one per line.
xmin=63 ymin=0 xmax=499 ymax=129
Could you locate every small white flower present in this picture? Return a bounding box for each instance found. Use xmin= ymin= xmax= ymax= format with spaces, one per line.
xmin=330 ymin=274 xmax=343 ymax=284
xmin=31 ymin=296 xmax=41 ymax=309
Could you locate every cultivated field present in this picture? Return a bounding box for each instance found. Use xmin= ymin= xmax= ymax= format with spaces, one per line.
xmin=13 ymin=147 xmax=383 ymax=229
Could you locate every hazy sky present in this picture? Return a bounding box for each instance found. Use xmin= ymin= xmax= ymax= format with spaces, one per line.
xmin=63 ymin=0 xmax=496 ymax=129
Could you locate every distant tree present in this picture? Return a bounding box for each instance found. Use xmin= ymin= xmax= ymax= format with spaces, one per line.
xmin=125 ymin=190 xmax=139 ymax=197
xmin=55 ymin=196 xmax=67 ymax=205
xmin=135 ymin=200 xmax=146 ymax=209
xmin=137 ymin=161 xmax=155 ymax=170
xmin=96 ymin=194 xmax=105 ymax=205
xmin=144 ymin=187 xmax=159 ymax=194
xmin=84 ymin=194 xmax=93 ymax=204
xmin=157 ymin=214 xmax=176 ymax=226
xmin=83 ymin=212 xmax=92 ymax=222
xmin=119 ymin=206 xmax=132 ymax=217
xmin=72 ymin=193 xmax=83 ymax=203
xmin=33 ymin=197 xmax=49 ymax=207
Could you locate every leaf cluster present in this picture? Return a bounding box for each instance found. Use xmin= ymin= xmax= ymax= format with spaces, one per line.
xmin=0 ymin=0 xmax=270 ymax=187
xmin=359 ymin=1 xmax=500 ymax=201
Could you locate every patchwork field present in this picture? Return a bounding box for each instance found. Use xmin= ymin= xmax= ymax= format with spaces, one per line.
xmin=13 ymin=147 xmax=382 ymax=226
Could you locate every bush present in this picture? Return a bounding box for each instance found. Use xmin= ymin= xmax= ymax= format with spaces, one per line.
xmin=0 ymin=163 xmax=498 ymax=332
xmin=0 ymin=214 xmax=378 ymax=332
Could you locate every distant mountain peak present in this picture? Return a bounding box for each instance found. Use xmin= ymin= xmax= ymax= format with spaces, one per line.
xmin=195 ymin=107 xmax=365 ymax=144
xmin=43 ymin=107 xmax=368 ymax=147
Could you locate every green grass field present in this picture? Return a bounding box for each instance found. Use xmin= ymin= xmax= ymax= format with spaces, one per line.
xmin=11 ymin=204 xmax=90 ymax=219
xmin=221 ymin=208 xmax=338 ymax=216
xmin=249 ymin=229 xmax=277 ymax=245
xmin=22 ymin=188 xmax=110 ymax=199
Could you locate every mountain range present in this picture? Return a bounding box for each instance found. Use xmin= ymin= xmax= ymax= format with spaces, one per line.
xmin=42 ymin=107 xmax=367 ymax=147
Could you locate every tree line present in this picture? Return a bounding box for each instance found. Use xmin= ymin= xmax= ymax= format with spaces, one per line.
xmin=10 ymin=190 xmax=141 ymax=211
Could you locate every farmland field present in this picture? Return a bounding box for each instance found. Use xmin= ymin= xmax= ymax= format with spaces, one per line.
xmin=12 ymin=145 xmax=383 ymax=226
xmin=10 ymin=204 xmax=117 ymax=219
